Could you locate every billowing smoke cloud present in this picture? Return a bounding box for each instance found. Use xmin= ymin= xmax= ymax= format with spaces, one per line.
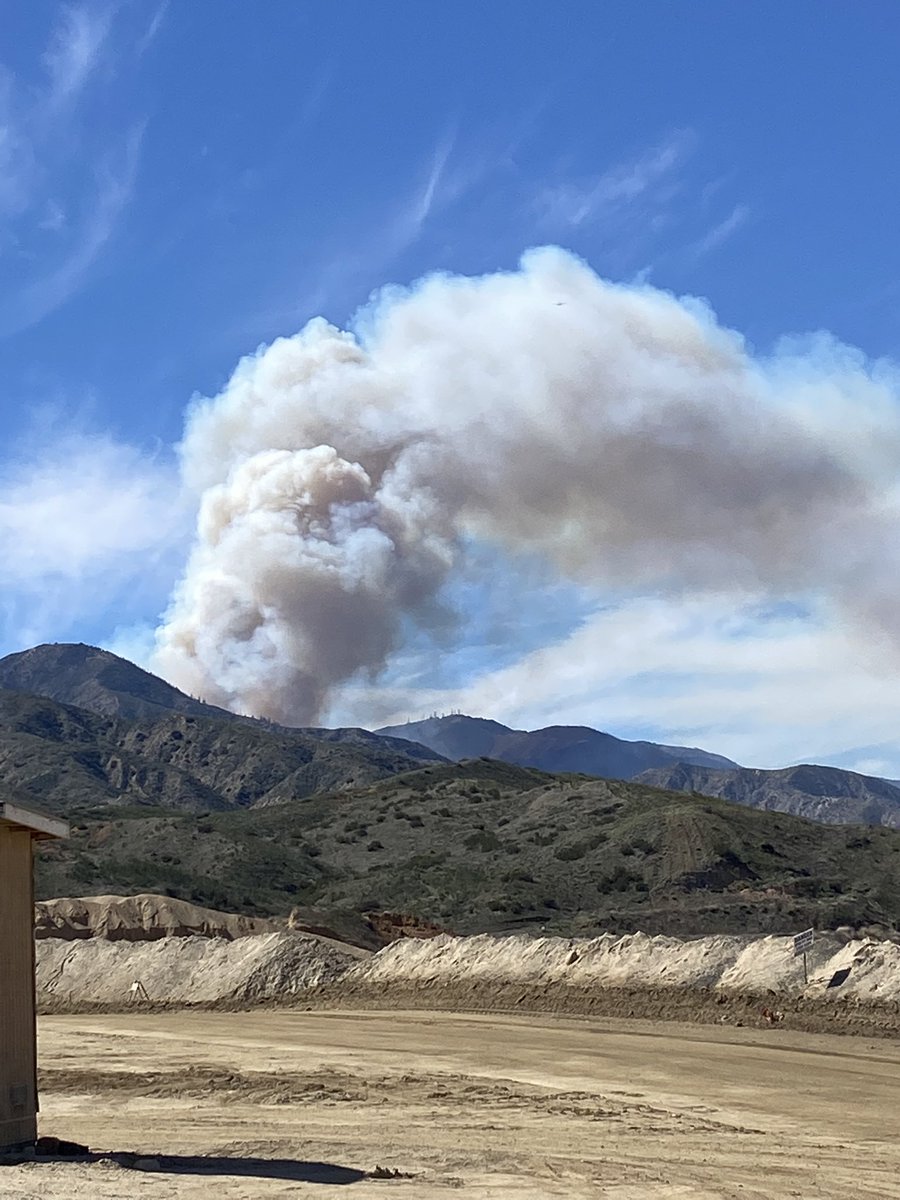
xmin=153 ymin=247 xmax=900 ymax=724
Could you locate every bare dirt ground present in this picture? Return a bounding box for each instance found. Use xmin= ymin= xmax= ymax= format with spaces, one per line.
xmin=3 ymin=1009 xmax=899 ymax=1199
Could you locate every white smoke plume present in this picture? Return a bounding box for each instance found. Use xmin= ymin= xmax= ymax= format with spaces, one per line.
xmin=154 ymin=247 xmax=900 ymax=725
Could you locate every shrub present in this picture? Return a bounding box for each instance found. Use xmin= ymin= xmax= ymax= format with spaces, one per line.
xmin=554 ymin=842 xmax=587 ymax=862
xmin=464 ymin=830 xmax=502 ymax=852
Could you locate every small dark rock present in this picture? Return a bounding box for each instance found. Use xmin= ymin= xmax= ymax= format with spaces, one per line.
xmin=369 ymin=1165 xmax=414 ymax=1179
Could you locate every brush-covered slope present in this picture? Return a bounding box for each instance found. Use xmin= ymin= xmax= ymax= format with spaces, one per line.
xmin=636 ymin=762 xmax=900 ymax=828
xmin=376 ymin=714 xmax=738 ymax=778
xmin=34 ymin=759 xmax=900 ymax=937
xmin=0 ymin=689 xmax=440 ymax=815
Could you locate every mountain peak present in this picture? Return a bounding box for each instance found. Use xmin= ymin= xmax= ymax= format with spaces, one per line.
xmin=0 ymin=642 xmax=232 ymax=722
xmin=377 ymin=714 xmax=515 ymax=761
xmin=375 ymin=713 xmax=738 ymax=778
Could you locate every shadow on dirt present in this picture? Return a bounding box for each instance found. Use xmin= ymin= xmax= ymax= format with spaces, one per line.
xmin=0 ymin=1150 xmax=369 ymax=1185
xmin=128 ymin=1156 xmax=368 ymax=1183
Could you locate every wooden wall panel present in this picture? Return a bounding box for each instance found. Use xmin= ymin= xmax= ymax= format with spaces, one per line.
xmin=0 ymin=825 xmax=37 ymax=1148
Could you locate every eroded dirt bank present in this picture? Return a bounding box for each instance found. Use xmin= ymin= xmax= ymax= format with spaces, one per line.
xmin=36 ymin=924 xmax=900 ymax=1038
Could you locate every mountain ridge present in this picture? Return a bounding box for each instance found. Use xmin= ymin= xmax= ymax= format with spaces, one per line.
xmin=636 ymin=762 xmax=900 ymax=829
xmin=0 ymin=642 xmax=234 ymax=722
xmin=0 ymin=643 xmax=443 ymax=766
xmin=0 ymin=687 xmax=443 ymax=816
xmin=376 ymin=713 xmax=740 ymax=779
xmin=3 ymin=645 xmax=899 ymax=937
xmin=4 ymin=643 xmax=900 ymax=830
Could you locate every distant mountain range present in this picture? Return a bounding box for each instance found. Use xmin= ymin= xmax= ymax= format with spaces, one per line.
xmin=3 ymin=643 xmax=900 ymax=935
xmin=635 ymin=762 xmax=900 ymax=829
xmin=376 ymin=714 xmax=738 ymax=779
xmin=377 ymin=714 xmax=900 ymax=828
xmin=3 ymin=643 xmax=900 ymax=829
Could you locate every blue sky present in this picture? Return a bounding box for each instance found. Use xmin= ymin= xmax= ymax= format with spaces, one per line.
xmin=3 ymin=2 xmax=900 ymax=770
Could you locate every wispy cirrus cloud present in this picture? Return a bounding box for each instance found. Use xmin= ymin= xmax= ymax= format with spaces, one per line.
xmin=2 ymin=124 xmax=143 ymax=337
xmin=685 ymin=201 xmax=751 ymax=261
xmin=0 ymin=3 xmax=143 ymax=338
xmin=384 ymin=129 xmax=468 ymax=254
xmin=0 ymin=68 xmax=36 ymax=218
xmin=238 ymin=127 xmax=481 ymax=341
xmin=37 ymin=199 xmax=67 ymax=233
xmin=41 ymin=2 xmax=114 ymax=114
xmin=534 ymin=130 xmax=693 ymax=231
xmin=136 ymin=0 xmax=171 ymax=58
xmin=527 ymin=129 xmax=755 ymax=282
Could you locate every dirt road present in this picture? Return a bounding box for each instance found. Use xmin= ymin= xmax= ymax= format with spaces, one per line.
xmin=1 ymin=1010 xmax=897 ymax=1198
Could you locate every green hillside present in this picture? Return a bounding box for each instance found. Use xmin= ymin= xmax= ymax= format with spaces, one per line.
xmin=34 ymin=758 xmax=900 ymax=937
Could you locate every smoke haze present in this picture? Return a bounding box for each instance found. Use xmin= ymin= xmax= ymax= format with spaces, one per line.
xmin=153 ymin=247 xmax=900 ymax=725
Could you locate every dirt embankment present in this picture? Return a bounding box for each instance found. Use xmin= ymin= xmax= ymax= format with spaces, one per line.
xmin=343 ymin=928 xmax=900 ymax=1000
xmin=312 ymin=929 xmax=900 ymax=1037
xmin=37 ymin=932 xmax=366 ymax=1009
xmin=34 ymin=893 xmax=370 ymax=1011
xmin=36 ymin=892 xmax=448 ymax=951
xmin=33 ymin=896 xmax=900 ymax=1035
xmin=35 ymin=894 xmax=280 ymax=942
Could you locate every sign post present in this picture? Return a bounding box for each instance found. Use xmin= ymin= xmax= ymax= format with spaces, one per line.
xmin=792 ymin=927 xmax=815 ymax=984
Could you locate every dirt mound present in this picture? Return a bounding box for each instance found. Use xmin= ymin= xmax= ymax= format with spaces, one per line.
xmin=35 ymin=893 xmax=281 ymax=942
xmin=37 ymin=930 xmax=366 ymax=1007
xmin=36 ymin=922 xmax=900 ymax=1017
xmin=344 ymin=928 xmax=900 ymax=1001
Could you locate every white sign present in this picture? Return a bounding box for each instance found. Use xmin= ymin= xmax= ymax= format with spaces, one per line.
xmin=793 ymin=928 xmax=814 ymax=956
